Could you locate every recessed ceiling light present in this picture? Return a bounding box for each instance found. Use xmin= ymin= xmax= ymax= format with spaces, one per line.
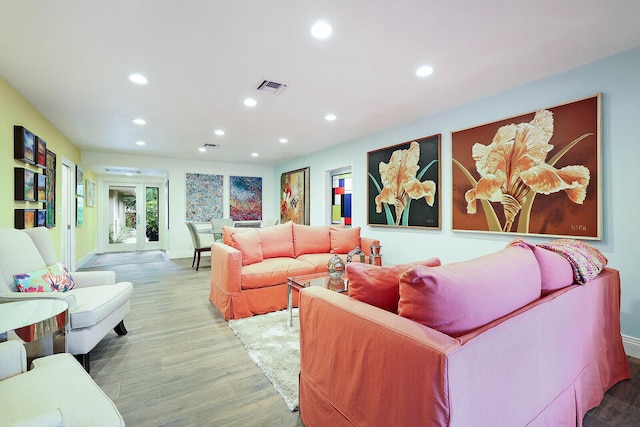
xmin=135 ymin=140 xmax=146 ymax=146
xmin=311 ymin=20 xmax=332 ymax=39
xmin=251 ymin=152 xmax=259 ymax=157
xmin=214 ymin=129 xmax=225 ymax=136
xmin=279 ymin=138 xmax=288 ymax=143
xmin=198 ymin=147 xmax=207 ymax=152
xmin=416 ymin=65 xmax=434 ymax=77
xmin=244 ymin=97 xmax=257 ymax=107
xmin=133 ymin=118 xmax=146 ymax=125
xmin=325 ymin=113 xmax=337 ymax=121
xmin=129 ymin=73 xmax=148 ymax=85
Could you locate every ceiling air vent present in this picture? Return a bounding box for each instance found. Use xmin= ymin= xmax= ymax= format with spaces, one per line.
xmin=204 ymin=143 xmax=220 ymax=148
xmin=256 ymin=80 xmax=287 ymax=94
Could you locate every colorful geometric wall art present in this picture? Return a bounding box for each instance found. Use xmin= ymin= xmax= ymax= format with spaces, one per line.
xmin=331 ymin=172 xmax=352 ymax=225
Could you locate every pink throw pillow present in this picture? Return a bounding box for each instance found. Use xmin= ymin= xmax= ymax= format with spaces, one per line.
xmin=398 ymin=245 xmax=541 ymax=337
xmin=330 ymin=226 xmax=360 ymax=254
xmin=292 ymin=224 xmax=331 ymax=256
xmin=347 ymin=258 xmax=441 ymax=313
xmin=531 ymin=246 xmax=575 ymax=292
xmin=258 ymin=222 xmax=294 ymax=258
xmin=507 ymin=239 xmax=574 ymax=292
xmin=229 ymin=229 xmax=263 ymax=266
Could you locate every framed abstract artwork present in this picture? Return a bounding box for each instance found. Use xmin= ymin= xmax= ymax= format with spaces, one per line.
xmin=86 ymin=179 xmax=96 ymax=206
xmin=280 ymin=167 xmax=310 ymax=225
xmin=36 ymin=209 xmax=47 ymax=227
xmin=76 ymin=165 xmax=84 ymax=197
xmin=14 ymin=168 xmax=36 ymax=201
xmin=45 ymin=149 xmax=56 ymax=227
xmin=15 ymin=209 xmax=36 ymax=229
xmin=76 ymin=197 xmax=84 ymax=227
xmin=185 ymin=173 xmax=223 ymax=222
xmin=14 ymin=126 xmax=36 ymax=164
xmin=36 ymin=173 xmax=47 ymax=202
xmin=367 ymin=134 xmax=441 ymax=228
xmin=451 ymin=94 xmax=602 ymax=239
xmin=230 ymin=176 xmax=262 ymax=221
xmin=36 ymin=137 xmax=47 ymax=168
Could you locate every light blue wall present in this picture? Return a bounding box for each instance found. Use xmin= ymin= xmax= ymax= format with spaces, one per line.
xmin=274 ymin=47 xmax=640 ymax=340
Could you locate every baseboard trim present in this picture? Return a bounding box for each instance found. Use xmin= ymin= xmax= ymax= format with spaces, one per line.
xmin=622 ymin=334 xmax=640 ymax=359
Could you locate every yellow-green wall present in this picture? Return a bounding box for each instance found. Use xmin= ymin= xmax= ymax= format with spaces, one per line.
xmin=1 ymin=75 xmax=97 ymax=263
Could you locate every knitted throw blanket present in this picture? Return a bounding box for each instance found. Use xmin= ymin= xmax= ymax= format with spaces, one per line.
xmin=537 ymin=239 xmax=608 ymax=284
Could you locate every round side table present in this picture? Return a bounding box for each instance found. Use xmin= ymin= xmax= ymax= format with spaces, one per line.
xmin=0 ymin=299 xmax=68 ymax=367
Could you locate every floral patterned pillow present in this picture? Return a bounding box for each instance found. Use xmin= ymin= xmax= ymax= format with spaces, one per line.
xmin=14 ymin=262 xmax=76 ymax=292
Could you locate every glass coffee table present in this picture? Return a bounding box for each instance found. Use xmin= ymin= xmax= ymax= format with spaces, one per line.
xmin=287 ymin=272 xmax=348 ymax=326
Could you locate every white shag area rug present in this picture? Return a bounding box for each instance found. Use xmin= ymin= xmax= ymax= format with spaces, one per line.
xmin=228 ymin=309 xmax=300 ymax=411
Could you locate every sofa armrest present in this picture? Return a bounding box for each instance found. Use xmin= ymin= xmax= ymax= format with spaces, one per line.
xmin=71 ymin=271 xmax=116 ymax=287
xmin=359 ymin=237 xmax=380 ymax=256
xmin=211 ymin=242 xmax=243 ymax=294
xmin=0 ymin=292 xmax=77 ymax=312
xmin=0 ymin=341 xmax=27 ymax=380
xmin=4 ymin=408 xmax=63 ymax=427
xmin=299 ymin=287 xmax=460 ymax=427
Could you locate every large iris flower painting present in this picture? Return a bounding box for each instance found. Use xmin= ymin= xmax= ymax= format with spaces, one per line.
xmin=367 ymin=135 xmax=440 ymax=228
xmin=452 ymin=94 xmax=601 ymax=239
xmin=230 ymin=176 xmax=262 ymax=221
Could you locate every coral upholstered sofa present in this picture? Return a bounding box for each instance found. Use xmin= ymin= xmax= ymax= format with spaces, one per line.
xmin=299 ymin=241 xmax=630 ymax=426
xmin=209 ymin=222 xmax=380 ymax=320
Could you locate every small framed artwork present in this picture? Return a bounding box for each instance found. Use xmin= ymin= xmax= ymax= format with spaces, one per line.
xmin=86 ymin=179 xmax=96 ymax=206
xmin=367 ymin=134 xmax=441 ymax=228
xmin=45 ymin=149 xmax=56 ymax=227
xmin=452 ymin=94 xmax=601 ymax=239
xmin=14 ymin=126 xmax=36 ymax=164
xmin=280 ymin=167 xmax=310 ymax=225
xmin=14 ymin=168 xmax=36 ymax=201
xmin=76 ymin=197 xmax=84 ymax=227
xmin=36 ymin=137 xmax=47 ymax=168
xmin=36 ymin=173 xmax=47 ymax=202
xmin=15 ymin=209 xmax=36 ymax=229
xmin=36 ymin=209 xmax=47 ymax=227
xmin=76 ymin=165 xmax=84 ymax=197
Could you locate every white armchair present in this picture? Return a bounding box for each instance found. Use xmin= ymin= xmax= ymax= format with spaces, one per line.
xmin=0 ymin=227 xmax=132 ymax=372
xmin=0 ymin=340 xmax=125 ymax=426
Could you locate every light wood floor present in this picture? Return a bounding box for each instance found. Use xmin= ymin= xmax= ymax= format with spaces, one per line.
xmin=81 ymin=254 xmax=640 ymax=426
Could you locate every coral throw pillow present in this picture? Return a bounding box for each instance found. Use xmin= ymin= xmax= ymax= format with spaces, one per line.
xmin=292 ymin=224 xmax=332 ymax=256
xmin=228 ymin=229 xmax=263 ymax=266
xmin=347 ymin=258 xmax=441 ymax=313
xmin=330 ymin=226 xmax=360 ymax=254
xmin=398 ymin=245 xmax=541 ymax=337
xmin=14 ymin=262 xmax=76 ymax=293
xmin=221 ymin=225 xmax=252 ymax=246
xmin=258 ymin=221 xmax=294 ymax=258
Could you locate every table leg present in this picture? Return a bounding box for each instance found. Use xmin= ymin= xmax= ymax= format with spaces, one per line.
xmin=287 ymin=281 xmax=293 ymax=327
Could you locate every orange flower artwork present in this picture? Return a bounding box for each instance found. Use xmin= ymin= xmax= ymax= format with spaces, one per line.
xmin=452 ymin=95 xmax=601 ymax=239
xmin=368 ymin=135 xmax=440 ymax=228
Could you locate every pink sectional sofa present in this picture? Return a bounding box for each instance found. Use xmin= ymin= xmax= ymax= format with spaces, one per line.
xmin=299 ymin=242 xmax=630 ymax=426
xmin=209 ymin=222 xmax=380 ymax=320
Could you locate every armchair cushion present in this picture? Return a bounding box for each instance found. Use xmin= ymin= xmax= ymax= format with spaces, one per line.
xmin=0 ymin=345 xmax=124 ymax=427
xmin=69 ymin=282 xmax=132 ymax=329
xmin=14 ymin=262 xmax=76 ymax=293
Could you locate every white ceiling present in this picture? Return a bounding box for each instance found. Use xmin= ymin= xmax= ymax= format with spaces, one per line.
xmin=1 ymin=1 xmax=639 ymax=172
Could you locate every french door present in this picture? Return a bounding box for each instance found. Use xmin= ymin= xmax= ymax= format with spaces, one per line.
xmin=101 ymin=180 xmax=163 ymax=252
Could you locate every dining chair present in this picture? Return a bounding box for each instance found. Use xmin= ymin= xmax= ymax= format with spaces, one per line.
xmin=185 ymin=221 xmax=213 ymax=271
xmin=211 ymin=218 xmax=234 ymax=242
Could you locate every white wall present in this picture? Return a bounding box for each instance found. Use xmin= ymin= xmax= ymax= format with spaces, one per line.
xmin=82 ymin=151 xmax=275 ymax=258
xmin=274 ymin=47 xmax=640 ymax=342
